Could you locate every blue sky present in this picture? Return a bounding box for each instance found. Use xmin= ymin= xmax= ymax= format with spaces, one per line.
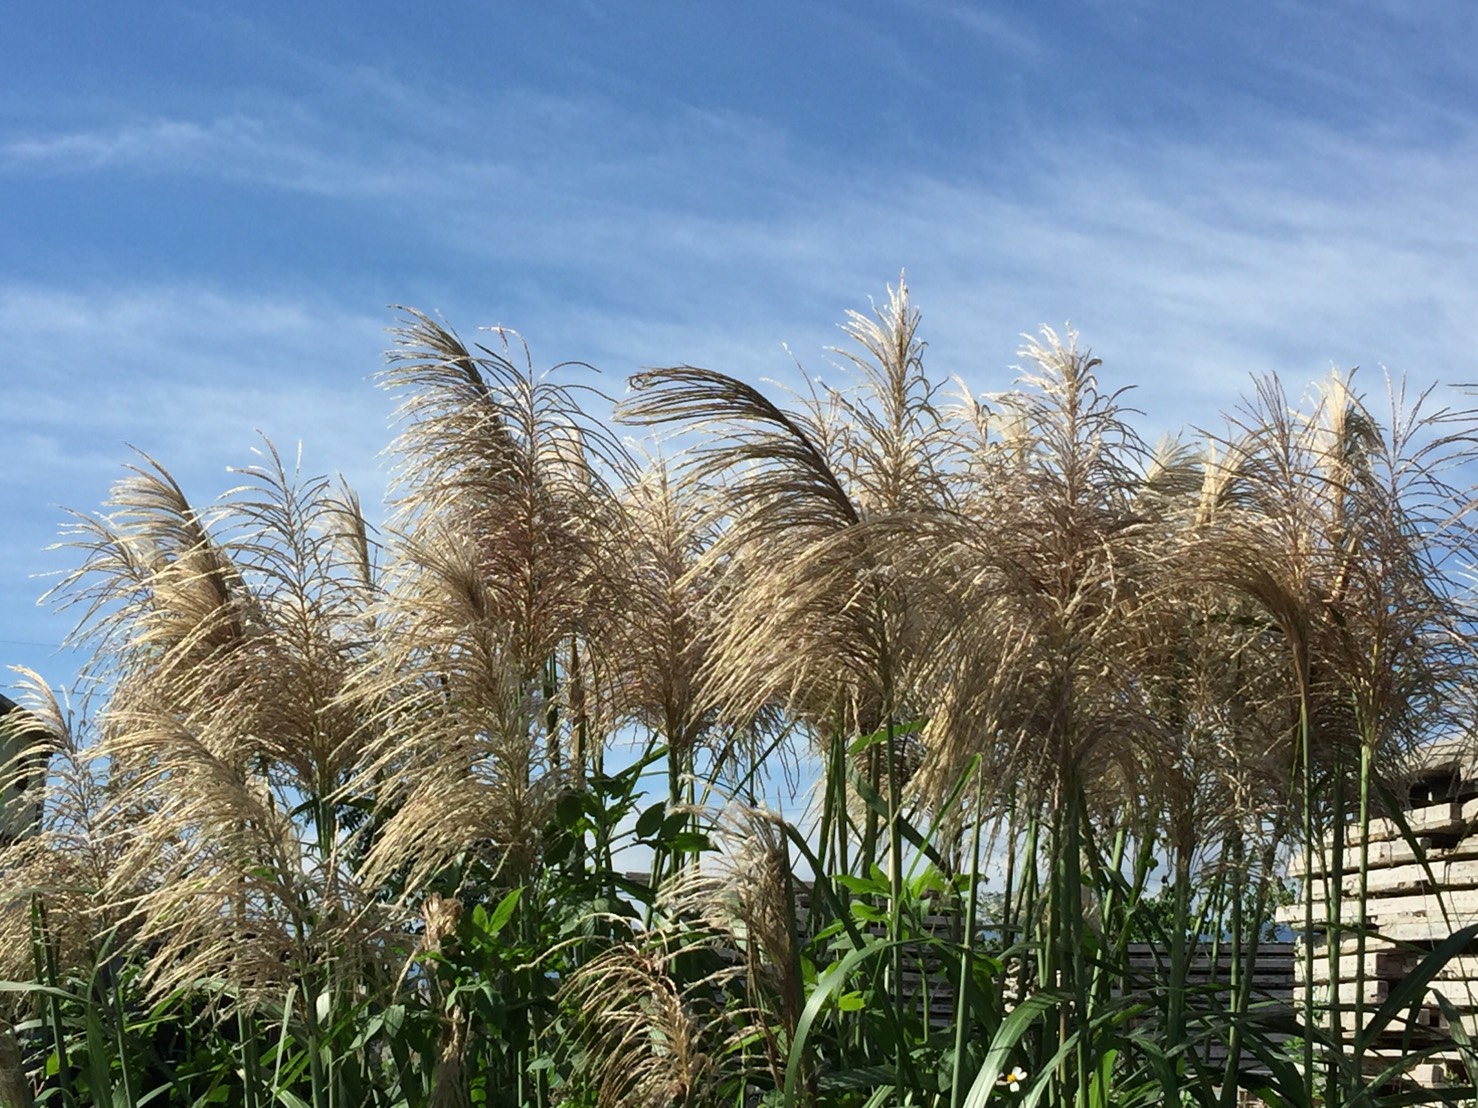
xmin=4 ymin=1 xmax=1477 ymax=697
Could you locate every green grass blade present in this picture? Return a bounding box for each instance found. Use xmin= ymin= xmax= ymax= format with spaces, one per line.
xmin=961 ymin=991 xmax=1064 ymax=1108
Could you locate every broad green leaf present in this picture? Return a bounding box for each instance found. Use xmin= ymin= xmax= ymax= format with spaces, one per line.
xmin=634 ymin=801 xmax=666 ymax=838
xmin=665 ymin=831 xmax=711 ymax=853
xmin=483 ymin=886 xmax=523 ymax=938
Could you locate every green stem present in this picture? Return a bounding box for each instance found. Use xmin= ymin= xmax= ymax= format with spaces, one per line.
xmin=1166 ymin=843 xmax=1192 ymax=1091
xmin=32 ymin=898 xmax=70 ymax=1106
xmin=1066 ymin=792 xmax=1090 ymax=1108
xmin=951 ymin=760 xmax=986 ymax=1108
xmin=1326 ymin=743 xmax=1346 ymax=1108
xmin=240 ymin=1005 xmax=262 ymax=1108
xmin=1353 ymin=740 xmax=1372 ymax=1061
xmin=1297 ymin=668 xmax=1317 ymax=1108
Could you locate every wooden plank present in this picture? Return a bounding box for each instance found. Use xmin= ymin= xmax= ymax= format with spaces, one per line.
xmin=1303 ymin=935 xmax=1403 ymax=957
xmin=1283 ymin=887 xmax=1478 ymax=930
xmin=1362 ymin=888 xmax=1478 ymax=922
xmin=1123 ymin=942 xmax=1296 ymax=955
xmin=1428 ymin=985 xmax=1478 ymax=1014
xmin=1301 ymin=1002 xmax=1446 ymax=1033
xmin=1368 ymin=918 xmax=1478 ymax=944
xmin=1342 ymin=864 xmax=1478 ymax=898
xmin=1291 ymin=832 xmax=1478 ymax=879
xmin=1334 ymin=858 xmax=1478 ymax=897
xmin=1327 ymin=980 xmax=1391 ymax=1005
xmin=1364 ymin=1058 xmax=1458 ymax=1088
xmin=1305 ymin=951 xmax=1410 ymax=984
xmin=1288 ymin=799 xmax=1478 ymax=852
xmin=1113 ymin=961 xmax=1293 ymax=980
xmin=1299 ymin=872 xmax=1478 ymax=915
xmin=1319 ymin=954 xmax=1478 ymax=985
xmin=1292 ymin=917 xmax=1478 ymax=943
xmin=1324 ymin=981 xmax=1478 ymax=1016
xmin=1420 ymin=957 xmax=1478 ymax=984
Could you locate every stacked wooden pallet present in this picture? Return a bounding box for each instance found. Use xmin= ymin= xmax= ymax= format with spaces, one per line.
xmin=1281 ymin=747 xmax=1478 ymax=1089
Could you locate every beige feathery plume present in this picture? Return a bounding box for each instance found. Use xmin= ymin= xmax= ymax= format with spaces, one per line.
xmin=348 ymin=530 xmax=564 ymax=892
xmin=563 ymin=944 xmax=720 ymax=1108
xmin=556 ymin=805 xmax=808 ymax=1102
xmin=44 ymin=451 xmax=392 ymax=1009
xmin=379 ymin=310 xmax=629 ymax=686
xmin=1176 ymin=369 xmax=1478 ymax=849
xmin=0 ymin=676 xmax=128 ymax=1106
xmin=350 ymin=312 xmax=633 ymax=898
xmin=605 ymin=455 xmax=722 ymax=758
xmin=619 ymin=280 xmax=950 ymax=759
xmin=659 ymin=805 xmax=801 ymax=1083
xmin=0 ymin=674 xmax=119 ymax=984
xmin=901 ymin=329 xmax=1154 ymax=820
xmin=0 ymin=1011 xmax=27 ymax=1108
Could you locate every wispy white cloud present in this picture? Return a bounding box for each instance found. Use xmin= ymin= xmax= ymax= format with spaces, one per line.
xmin=0 ymin=283 xmax=391 ymax=486
xmin=492 ymin=116 xmax=1478 ymax=427
xmin=898 ymin=0 xmax=1041 ymax=57
xmin=4 ymin=117 xmax=209 ymax=168
xmin=0 ymin=109 xmax=508 ymax=200
xmin=7 ymin=65 xmax=1475 ymax=422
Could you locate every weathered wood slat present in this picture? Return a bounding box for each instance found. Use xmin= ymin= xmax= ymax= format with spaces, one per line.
xmin=1324 ymin=887 xmax=1478 ymax=921
xmin=1299 ymin=859 xmax=1478 ymax=899
xmin=1290 ymin=832 xmax=1478 ymax=879
xmin=1283 ymin=800 xmax=1478 ymax=860
xmin=1365 ymin=1058 xmax=1467 ymax=1088
xmin=1326 ymin=980 xmax=1391 ymax=1005
xmin=1308 ymin=953 xmax=1478 ymax=987
xmin=1293 ymin=918 xmax=1478 ymax=943
xmin=1304 ymin=950 xmax=1411 ymax=984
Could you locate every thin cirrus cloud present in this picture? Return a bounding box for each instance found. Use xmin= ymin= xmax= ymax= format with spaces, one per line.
xmin=6 ymin=70 xmax=1475 ymax=406
xmin=0 ymin=282 xmax=391 ymax=482
xmin=898 ymin=0 xmax=1042 ymax=59
xmin=0 ymin=112 xmax=485 ymax=201
xmin=6 ymin=92 xmax=1474 ymax=429
xmin=4 ymin=117 xmax=237 ymax=171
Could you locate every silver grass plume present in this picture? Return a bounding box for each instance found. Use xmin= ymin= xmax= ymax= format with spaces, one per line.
xmin=562 ymin=944 xmax=722 ymax=1108
xmin=619 ymin=280 xmax=948 ymax=752
xmin=352 ymin=313 xmax=631 ymax=894
xmin=0 ymin=674 xmax=118 ymax=987
xmin=46 ymin=451 xmax=389 ymax=1007
xmin=658 ymin=805 xmax=802 ymax=1088
xmin=904 ymin=328 xmax=1153 ymax=822
xmin=605 ymin=454 xmax=727 ymax=774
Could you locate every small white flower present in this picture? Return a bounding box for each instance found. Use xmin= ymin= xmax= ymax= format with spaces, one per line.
xmin=1004 ymin=1067 xmax=1028 ymax=1093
